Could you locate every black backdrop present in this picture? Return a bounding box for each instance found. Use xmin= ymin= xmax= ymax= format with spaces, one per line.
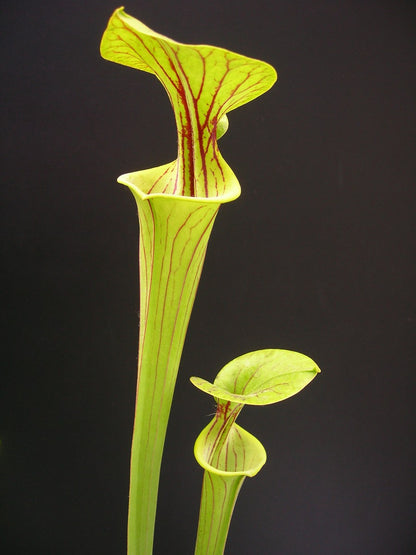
xmin=1 ymin=1 xmax=415 ymax=553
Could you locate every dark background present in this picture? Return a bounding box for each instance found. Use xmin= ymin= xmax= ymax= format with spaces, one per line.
xmin=1 ymin=1 xmax=415 ymax=553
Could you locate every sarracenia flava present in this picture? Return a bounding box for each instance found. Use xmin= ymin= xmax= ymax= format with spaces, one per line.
xmin=100 ymin=7 xmax=277 ymax=554
xmin=192 ymin=349 xmax=320 ymax=554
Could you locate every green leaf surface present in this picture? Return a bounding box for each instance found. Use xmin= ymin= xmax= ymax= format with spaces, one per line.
xmin=191 ymin=348 xmax=320 ymax=405
xmin=101 ymin=7 xmax=277 ymax=198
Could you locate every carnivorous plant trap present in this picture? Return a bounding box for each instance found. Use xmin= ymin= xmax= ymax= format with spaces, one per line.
xmin=100 ymin=7 xmax=320 ymax=554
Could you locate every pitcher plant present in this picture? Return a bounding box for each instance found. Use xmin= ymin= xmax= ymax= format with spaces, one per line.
xmin=192 ymin=349 xmax=320 ymax=554
xmin=100 ymin=8 xmax=277 ymax=554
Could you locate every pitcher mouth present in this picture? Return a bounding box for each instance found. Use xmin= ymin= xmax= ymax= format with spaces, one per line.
xmin=194 ymin=422 xmax=267 ymax=478
xmin=117 ymin=160 xmax=241 ymax=204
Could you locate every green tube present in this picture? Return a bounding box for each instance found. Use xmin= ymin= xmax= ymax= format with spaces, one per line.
xmin=196 ymin=471 xmax=245 ymax=555
xmin=120 ymin=173 xmax=237 ymax=553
